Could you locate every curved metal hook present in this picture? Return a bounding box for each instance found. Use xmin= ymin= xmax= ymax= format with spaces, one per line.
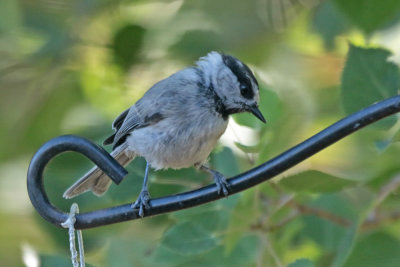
xmin=27 ymin=95 xmax=400 ymax=229
xmin=27 ymin=135 xmax=128 ymax=227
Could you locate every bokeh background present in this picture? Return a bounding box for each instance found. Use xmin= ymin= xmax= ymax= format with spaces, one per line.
xmin=2 ymin=0 xmax=400 ymax=266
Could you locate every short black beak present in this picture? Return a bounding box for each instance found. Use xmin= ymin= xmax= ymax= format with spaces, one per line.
xmin=248 ymin=105 xmax=266 ymax=123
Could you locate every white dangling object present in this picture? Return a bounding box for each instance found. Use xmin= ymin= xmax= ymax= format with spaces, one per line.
xmin=61 ymin=203 xmax=85 ymax=267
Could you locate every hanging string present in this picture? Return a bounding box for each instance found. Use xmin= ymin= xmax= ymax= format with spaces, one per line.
xmin=61 ymin=203 xmax=85 ymax=267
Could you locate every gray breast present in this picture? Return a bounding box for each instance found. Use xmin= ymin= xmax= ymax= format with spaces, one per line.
xmin=126 ymin=111 xmax=228 ymax=170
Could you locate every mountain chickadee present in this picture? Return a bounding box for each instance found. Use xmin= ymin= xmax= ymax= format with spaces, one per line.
xmin=63 ymin=51 xmax=266 ymax=217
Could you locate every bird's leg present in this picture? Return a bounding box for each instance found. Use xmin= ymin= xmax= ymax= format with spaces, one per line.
xmin=131 ymin=161 xmax=151 ymax=217
xmin=199 ymin=164 xmax=230 ymax=196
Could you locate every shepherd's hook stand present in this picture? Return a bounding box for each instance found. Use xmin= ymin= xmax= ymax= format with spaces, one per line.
xmin=27 ymin=95 xmax=400 ymax=229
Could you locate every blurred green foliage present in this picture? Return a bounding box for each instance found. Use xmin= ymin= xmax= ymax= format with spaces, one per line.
xmin=341 ymin=44 xmax=400 ymax=129
xmin=1 ymin=0 xmax=400 ymax=266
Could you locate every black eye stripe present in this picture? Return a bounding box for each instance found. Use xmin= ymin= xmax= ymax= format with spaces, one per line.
xmin=221 ymin=54 xmax=256 ymax=99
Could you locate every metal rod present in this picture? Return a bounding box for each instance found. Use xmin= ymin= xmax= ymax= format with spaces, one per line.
xmin=27 ymin=135 xmax=128 ymax=226
xmin=27 ymin=95 xmax=400 ymax=229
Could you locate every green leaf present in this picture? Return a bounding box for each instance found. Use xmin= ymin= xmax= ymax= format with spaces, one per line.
xmin=287 ymin=258 xmax=315 ymax=267
xmin=40 ymin=254 xmax=71 ymax=267
xmin=216 ymin=235 xmax=259 ymax=267
xmin=301 ymin=194 xmax=358 ymax=251
xmin=279 ymin=170 xmax=356 ymax=193
xmin=211 ymin=146 xmax=239 ymax=177
xmin=154 ymin=234 xmax=259 ymax=267
xmin=161 ymin=221 xmax=218 ymax=255
xmin=172 ymin=209 xmax=223 ymax=232
xmin=341 ymin=44 xmax=400 ymax=129
xmin=374 ymin=139 xmax=391 ymax=153
xmin=312 ymin=1 xmax=349 ymax=50
xmin=152 ymin=244 xmax=189 ymax=266
xmin=112 ymin=24 xmax=146 ymax=70
xmin=367 ymin=166 xmax=400 ymax=190
xmin=344 ymin=232 xmax=400 ymax=267
xmin=333 ymin=0 xmax=400 ymax=34
xmin=108 ymin=239 xmax=157 ymax=267
xmin=331 ymin=187 xmax=378 ymax=267
xmin=332 ymin=223 xmax=359 ymax=267
xmin=391 ymin=128 xmax=400 ymax=143
xmin=222 ymin=189 xmax=258 ymax=254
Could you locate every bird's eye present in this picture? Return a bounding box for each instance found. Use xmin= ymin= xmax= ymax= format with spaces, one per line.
xmin=240 ymin=84 xmax=252 ymax=98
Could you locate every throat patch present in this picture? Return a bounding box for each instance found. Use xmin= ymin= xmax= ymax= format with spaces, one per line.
xmin=208 ymin=83 xmax=229 ymax=120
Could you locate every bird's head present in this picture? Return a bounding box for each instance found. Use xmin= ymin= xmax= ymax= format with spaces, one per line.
xmin=196 ymin=51 xmax=266 ymax=122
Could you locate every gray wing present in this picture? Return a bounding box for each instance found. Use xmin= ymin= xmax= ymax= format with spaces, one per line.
xmin=112 ymin=108 xmax=130 ymax=130
xmin=112 ymin=107 xmax=143 ymax=148
xmin=104 ymin=67 xmax=200 ymax=149
xmin=104 ymin=105 xmax=164 ymax=149
xmin=103 ymin=108 xmax=130 ymax=145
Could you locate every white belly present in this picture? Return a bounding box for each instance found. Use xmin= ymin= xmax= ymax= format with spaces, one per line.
xmin=126 ymin=115 xmax=228 ymax=170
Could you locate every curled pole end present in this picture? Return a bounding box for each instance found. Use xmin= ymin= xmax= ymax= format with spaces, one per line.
xmin=52 ymin=135 xmax=128 ymax=184
xmin=27 ymin=135 xmax=127 ymax=226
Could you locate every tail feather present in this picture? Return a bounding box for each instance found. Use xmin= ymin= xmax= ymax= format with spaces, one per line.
xmin=63 ymin=143 xmax=135 ymax=199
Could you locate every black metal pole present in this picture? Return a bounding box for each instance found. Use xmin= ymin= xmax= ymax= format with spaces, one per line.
xmin=27 ymin=95 xmax=400 ymax=229
xmin=27 ymin=135 xmax=127 ymax=226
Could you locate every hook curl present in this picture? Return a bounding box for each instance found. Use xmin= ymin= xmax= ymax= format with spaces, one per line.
xmin=27 ymin=95 xmax=400 ymax=229
xmin=27 ymin=135 xmax=127 ymax=227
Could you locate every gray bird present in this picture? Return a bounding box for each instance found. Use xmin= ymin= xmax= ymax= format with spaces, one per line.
xmin=63 ymin=51 xmax=266 ymax=217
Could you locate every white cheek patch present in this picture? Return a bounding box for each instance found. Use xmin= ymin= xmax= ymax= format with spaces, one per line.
xmin=246 ymin=74 xmax=260 ymax=102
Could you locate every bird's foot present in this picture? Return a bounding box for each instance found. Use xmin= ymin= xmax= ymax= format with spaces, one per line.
xmin=212 ymin=171 xmax=230 ymax=196
xmin=131 ymin=190 xmax=151 ymax=218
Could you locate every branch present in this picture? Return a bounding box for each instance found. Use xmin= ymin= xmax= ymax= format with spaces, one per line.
xmin=251 ymin=204 xmax=400 ymax=232
xmin=27 ymin=95 xmax=400 ymax=229
xmin=363 ymin=212 xmax=400 ymax=230
xmin=252 ymin=175 xmax=400 ymax=232
xmin=287 ymin=200 xmax=351 ymax=227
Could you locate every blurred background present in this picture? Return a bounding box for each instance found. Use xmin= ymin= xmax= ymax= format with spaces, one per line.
xmin=2 ymin=0 xmax=400 ymax=266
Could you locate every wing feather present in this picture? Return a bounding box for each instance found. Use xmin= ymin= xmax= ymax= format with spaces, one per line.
xmin=112 ymin=107 xmax=142 ymax=148
xmin=112 ymin=108 xmax=130 ymax=130
xmin=105 ymin=105 xmax=165 ymax=149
